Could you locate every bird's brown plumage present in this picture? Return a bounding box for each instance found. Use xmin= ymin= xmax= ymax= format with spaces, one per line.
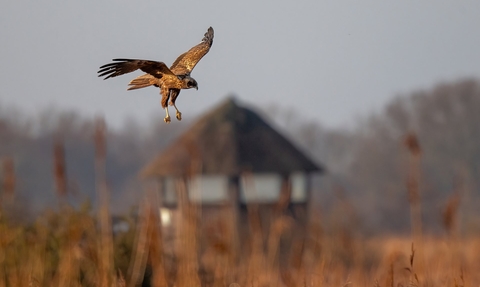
xmin=98 ymin=27 xmax=214 ymax=123
xmin=170 ymin=27 xmax=214 ymax=75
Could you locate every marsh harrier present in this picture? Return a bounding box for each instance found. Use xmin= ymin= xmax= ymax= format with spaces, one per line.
xmin=98 ymin=27 xmax=214 ymax=123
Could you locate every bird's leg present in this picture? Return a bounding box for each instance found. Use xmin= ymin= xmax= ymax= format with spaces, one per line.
xmin=173 ymin=103 xmax=182 ymax=121
xmin=164 ymin=107 xmax=171 ymax=123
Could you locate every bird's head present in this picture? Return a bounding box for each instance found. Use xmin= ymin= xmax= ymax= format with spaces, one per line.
xmin=183 ymin=76 xmax=198 ymax=90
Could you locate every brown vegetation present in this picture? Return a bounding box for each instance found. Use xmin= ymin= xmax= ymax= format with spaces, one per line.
xmin=1 ymin=195 xmax=480 ymax=286
xmin=1 ymin=78 xmax=480 ymax=286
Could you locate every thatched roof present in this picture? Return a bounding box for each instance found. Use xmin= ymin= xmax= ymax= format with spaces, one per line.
xmin=141 ymin=97 xmax=322 ymax=178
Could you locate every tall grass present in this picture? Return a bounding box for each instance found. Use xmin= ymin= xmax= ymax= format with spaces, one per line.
xmin=1 ymin=129 xmax=480 ymax=286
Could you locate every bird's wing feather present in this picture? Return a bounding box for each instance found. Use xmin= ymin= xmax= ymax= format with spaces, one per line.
xmin=98 ymin=59 xmax=175 ymax=80
xmin=170 ymin=27 xmax=214 ymax=76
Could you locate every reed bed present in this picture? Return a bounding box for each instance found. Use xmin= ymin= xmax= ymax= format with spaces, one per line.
xmin=2 ymin=204 xmax=480 ymax=287
xmin=1 ymin=126 xmax=479 ymax=286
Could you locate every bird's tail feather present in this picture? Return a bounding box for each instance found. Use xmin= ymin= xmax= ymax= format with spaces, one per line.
xmin=127 ymin=74 xmax=157 ymax=90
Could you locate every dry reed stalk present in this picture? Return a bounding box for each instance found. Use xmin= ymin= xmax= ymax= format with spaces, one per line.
xmin=442 ymin=176 xmax=464 ymax=281
xmin=442 ymin=186 xmax=461 ymax=238
xmin=203 ymin=200 xmax=239 ymax=287
xmin=403 ymin=132 xmax=424 ymax=274
xmin=222 ymin=177 xmax=241 ymax=283
xmin=309 ymin=259 xmax=326 ymax=287
xmin=237 ymin=173 xmax=303 ymax=287
xmin=242 ymin=172 xmax=292 ymax=286
xmin=115 ymin=271 xmax=126 ymax=287
xmin=2 ymin=157 xmax=15 ymax=202
xmin=283 ymin=235 xmax=306 ymax=287
xmin=241 ymin=172 xmax=272 ymax=286
xmin=403 ymin=132 xmax=423 ymax=237
xmin=215 ymin=214 xmax=236 ymax=286
xmin=20 ymin=220 xmax=49 ymax=287
xmin=273 ymin=175 xmax=310 ymax=286
xmin=53 ymin=139 xmax=68 ymax=198
xmin=175 ymin=177 xmax=201 ymax=287
xmin=0 ymin=265 xmax=4 ymax=287
xmin=55 ymin=244 xmax=78 ymax=287
xmin=146 ymin=189 xmax=167 ymax=287
xmin=126 ymin=188 xmax=167 ymax=287
xmin=268 ymin=176 xmax=292 ymax=270
xmin=386 ymin=262 xmax=394 ymax=287
xmin=303 ymin=206 xmax=323 ymax=287
xmin=173 ymin=141 xmax=203 ymax=287
xmin=275 ymin=175 xmax=292 ymax=214
xmin=405 ymin=243 xmax=420 ymax=287
xmin=127 ymin=198 xmax=151 ymax=287
xmin=94 ymin=117 xmax=114 ymax=287
xmin=267 ymin=215 xmax=291 ymax=269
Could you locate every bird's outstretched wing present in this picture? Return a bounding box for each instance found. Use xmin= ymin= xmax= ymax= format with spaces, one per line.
xmin=98 ymin=59 xmax=175 ymax=80
xmin=170 ymin=27 xmax=214 ymax=76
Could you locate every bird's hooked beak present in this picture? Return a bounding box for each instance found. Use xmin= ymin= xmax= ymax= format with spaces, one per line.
xmin=195 ymin=86 xmax=198 ymax=90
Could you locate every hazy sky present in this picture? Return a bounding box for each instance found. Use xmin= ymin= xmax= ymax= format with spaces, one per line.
xmin=1 ymin=1 xmax=480 ymax=129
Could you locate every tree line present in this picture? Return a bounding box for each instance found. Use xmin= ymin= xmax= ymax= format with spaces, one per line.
xmin=1 ymin=78 xmax=479 ymax=233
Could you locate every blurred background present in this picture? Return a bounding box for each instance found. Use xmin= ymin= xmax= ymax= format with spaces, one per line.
xmin=1 ymin=2 xmax=480 ymax=285
xmin=2 ymin=0 xmax=479 ymax=233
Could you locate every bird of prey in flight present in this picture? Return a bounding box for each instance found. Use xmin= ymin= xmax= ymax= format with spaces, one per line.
xmin=98 ymin=27 xmax=214 ymax=123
